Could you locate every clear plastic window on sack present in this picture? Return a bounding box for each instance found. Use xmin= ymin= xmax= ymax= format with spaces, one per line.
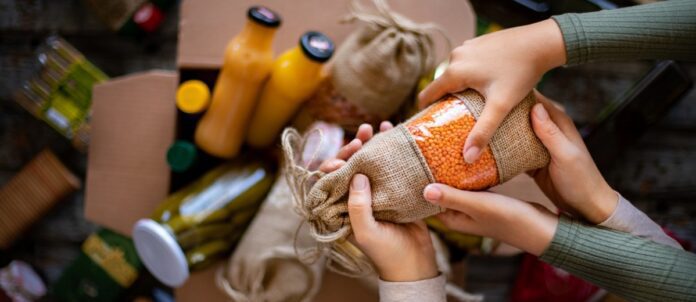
xmin=406 ymin=95 xmax=499 ymax=190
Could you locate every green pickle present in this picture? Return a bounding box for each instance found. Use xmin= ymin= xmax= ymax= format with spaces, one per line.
xmin=133 ymin=157 xmax=274 ymax=287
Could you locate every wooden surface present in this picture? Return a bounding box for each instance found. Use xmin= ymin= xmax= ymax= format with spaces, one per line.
xmin=1 ymin=0 xmax=695 ymax=301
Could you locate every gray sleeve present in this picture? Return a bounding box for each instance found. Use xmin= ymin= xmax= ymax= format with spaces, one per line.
xmin=378 ymin=274 xmax=446 ymax=302
xmin=541 ymin=217 xmax=696 ymax=302
xmin=551 ymin=0 xmax=696 ymax=65
xmin=599 ymin=194 xmax=682 ymax=249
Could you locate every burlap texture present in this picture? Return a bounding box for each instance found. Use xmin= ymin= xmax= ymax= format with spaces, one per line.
xmin=304 ymin=125 xmax=442 ymax=236
xmin=454 ymin=90 xmax=550 ymax=182
xmin=330 ymin=0 xmax=439 ymax=121
xmin=217 ymin=176 xmax=325 ymax=302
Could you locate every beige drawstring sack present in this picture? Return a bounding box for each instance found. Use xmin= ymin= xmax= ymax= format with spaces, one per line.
xmin=306 ymin=0 xmax=448 ymax=131
xmin=282 ymin=90 xmax=550 ymax=276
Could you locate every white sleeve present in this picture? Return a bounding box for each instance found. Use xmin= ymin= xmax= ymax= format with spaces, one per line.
xmin=378 ymin=274 xmax=446 ymax=302
xmin=599 ymin=194 xmax=682 ymax=249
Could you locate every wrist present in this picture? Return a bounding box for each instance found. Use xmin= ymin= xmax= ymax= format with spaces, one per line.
xmin=529 ymin=19 xmax=566 ymax=73
xmin=378 ymin=251 xmax=438 ymax=282
xmin=514 ymin=204 xmax=559 ymax=256
xmin=587 ymin=186 xmax=619 ymax=224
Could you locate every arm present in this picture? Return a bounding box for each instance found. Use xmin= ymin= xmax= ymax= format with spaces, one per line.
xmin=553 ymin=0 xmax=696 ymax=65
xmin=419 ymin=0 xmax=696 ymax=159
xmin=599 ymin=194 xmax=681 ymax=249
xmin=541 ymin=216 xmax=696 ymax=302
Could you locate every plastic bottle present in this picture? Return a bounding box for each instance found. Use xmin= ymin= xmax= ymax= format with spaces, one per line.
xmin=194 ymin=6 xmax=281 ymax=158
xmin=246 ymin=31 xmax=335 ymax=148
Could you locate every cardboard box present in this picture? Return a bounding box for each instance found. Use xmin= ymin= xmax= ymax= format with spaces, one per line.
xmin=85 ymin=0 xmax=484 ymax=300
xmin=85 ymin=71 xmax=177 ymax=236
xmin=177 ymin=0 xmax=476 ymax=69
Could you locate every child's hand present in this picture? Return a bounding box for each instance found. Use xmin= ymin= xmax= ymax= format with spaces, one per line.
xmin=529 ymin=92 xmax=618 ymax=224
xmin=318 ymin=122 xmax=394 ymax=173
xmin=319 ymin=122 xmax=438 ymax=282
xmin=418 ymin=19 xmax=566 ymax=163
xmin=348 ymin=174 xmax=439 ymax=282
xmin=423 ymin=184 xmax=558 ymax=256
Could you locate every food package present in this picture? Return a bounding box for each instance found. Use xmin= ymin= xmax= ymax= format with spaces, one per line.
xmin=0 ymin=149 xmax=81 ymax=249
xmin=305 ymin=0 xmax=444 ymax=132
xmin=282 ymin=90 xmax=550 ymax=274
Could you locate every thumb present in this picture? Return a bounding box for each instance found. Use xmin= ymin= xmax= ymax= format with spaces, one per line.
xmin=464 ymin=92 xmax=515 ymax=163
xmin=347 ymin=174 xmax=377 ymax=237
xmin=423 ymin=183 xmax=483 ymax=214
xmin=531 ymin=103 xmax=573 ymax=157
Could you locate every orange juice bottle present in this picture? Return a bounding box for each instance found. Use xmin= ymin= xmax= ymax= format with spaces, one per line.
xmin=247 ymin=31 xmax=335 ymax=148
xmin=194 ymin=6 xmax=281 ymax=158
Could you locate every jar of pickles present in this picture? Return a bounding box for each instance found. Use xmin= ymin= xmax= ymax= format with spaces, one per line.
xmin=132 ymin=158 xmax=274 ymax=287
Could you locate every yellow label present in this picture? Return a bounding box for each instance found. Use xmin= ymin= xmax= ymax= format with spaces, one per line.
xmin=82 ymin=235 xmax=138 ymax=287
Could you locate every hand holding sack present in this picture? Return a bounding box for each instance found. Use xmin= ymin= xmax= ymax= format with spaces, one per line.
xmin=305 ymin=0 xmax=444 ymax=132
xmin=282 ymin=90 xmax=550 ymax=275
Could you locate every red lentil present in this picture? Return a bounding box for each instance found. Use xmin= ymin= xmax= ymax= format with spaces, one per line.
xmin=406 ymin=95 xmax=499 ymax=190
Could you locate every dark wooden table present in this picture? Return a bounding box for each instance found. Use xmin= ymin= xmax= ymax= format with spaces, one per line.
xmin=1 ymin=1 xmax=694 ymax=301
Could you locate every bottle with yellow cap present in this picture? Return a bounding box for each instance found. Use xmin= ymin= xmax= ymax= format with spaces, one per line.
xmin=247 ymin=31 xmax=335 ymax=148
xmin=175 ymin=80 xmax=211 ymax=142
xmin=194 ymin=6 xmax=281 ymax=158
xmin=176 ymin=80 xmax=210 ymax=114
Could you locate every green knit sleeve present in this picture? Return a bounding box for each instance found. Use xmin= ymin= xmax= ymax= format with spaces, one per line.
xmin=551 ymin=0 xmax=696 ymax=65
xmin=540 ymin=216 xmax=696 ymax=301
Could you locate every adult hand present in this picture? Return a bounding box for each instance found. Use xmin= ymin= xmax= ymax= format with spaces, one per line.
xmin=418 ymin=19 xmax=566 ymax=163
xmin=529 ymin=91 xmax=618 ymax=224
xmin=423 ymin=184 xmax=558 ymax=256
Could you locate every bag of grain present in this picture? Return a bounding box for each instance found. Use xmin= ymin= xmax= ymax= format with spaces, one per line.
xmin=282 ymin=90 xmax=550 ymax=275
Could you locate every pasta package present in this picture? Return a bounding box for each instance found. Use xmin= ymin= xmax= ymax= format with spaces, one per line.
xmin=282 ymin=90 xmax=550 ymax=274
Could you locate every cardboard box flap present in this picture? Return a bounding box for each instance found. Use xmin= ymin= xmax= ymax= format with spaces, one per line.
xmin=177 ymin=0 xmax=475 ymax=69
xmin=85 ymin=70 xmax=178 ymax=236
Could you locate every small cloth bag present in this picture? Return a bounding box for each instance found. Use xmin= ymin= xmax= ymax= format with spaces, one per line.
xmin=283 ymin=90 xmax=550 ymax=275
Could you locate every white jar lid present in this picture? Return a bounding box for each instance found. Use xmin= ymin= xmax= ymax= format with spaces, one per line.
xmin=133 ymin=219 xmax=189 ymax=287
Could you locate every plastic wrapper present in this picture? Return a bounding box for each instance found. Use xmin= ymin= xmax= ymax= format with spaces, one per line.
xmin=13 ymin=36 xmax=108 ymax=151
xmin=406 ymin=95 xmax=500 ymax=189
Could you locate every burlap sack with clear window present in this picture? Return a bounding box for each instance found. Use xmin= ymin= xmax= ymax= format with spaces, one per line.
xmin=306 ymin=0 xmax=444 ymax=131
xmin=282 ymin=90 xmax=549 ymax=276
xmin=216 ymin=176 xmax=325 ymax=302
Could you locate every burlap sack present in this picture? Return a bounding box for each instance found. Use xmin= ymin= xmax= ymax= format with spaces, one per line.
xmin=307 ymin=0 xmax=445 ymax=131
xmin=282 ymin=90 xmax=549 ymax=276
xmin=217 ymin=176 xmax=325 ymax=302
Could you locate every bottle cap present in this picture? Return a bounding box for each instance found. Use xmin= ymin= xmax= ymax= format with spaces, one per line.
xmin=176 ymin=80 xmax=210 ymax=114
xmin=133 ymin=3 xmax=164 ymax=33
xmin=248 ymin=6 xmax=281 ymax=28
xmin=299 ymin=31 xmax=335 ymax=63
xmin=167 ymin=140 xmax=197 ymax=172
xmin=133 ymin=219 xmax=189 ymax=287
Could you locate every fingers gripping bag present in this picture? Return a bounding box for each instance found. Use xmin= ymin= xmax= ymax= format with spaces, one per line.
xmin=282 ymin=90 xmax=550 ymax=275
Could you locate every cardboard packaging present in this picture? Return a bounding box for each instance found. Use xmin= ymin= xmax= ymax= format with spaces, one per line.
xmin=84 ymin=71 xmax=177 ymax=236
xmin=82 ymin=0 xmax=496 ymax=300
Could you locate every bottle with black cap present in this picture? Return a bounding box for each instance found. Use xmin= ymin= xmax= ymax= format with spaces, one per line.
xmin=247 ymin=31 xmax=335 ymax=148
xmin=195 ymin=6 xmax=281 ymax=158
